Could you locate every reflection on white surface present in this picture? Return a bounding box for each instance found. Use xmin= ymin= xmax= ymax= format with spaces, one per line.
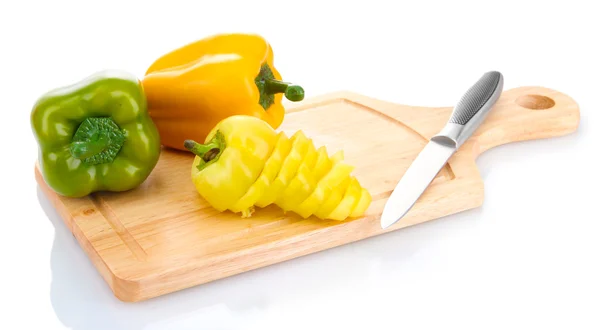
xmin=38 ymin=184 xmax=483 ymax=330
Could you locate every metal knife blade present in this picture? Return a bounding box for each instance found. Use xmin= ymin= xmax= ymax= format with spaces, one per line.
xmin=380 ymin=71 xmax=504 ymax=229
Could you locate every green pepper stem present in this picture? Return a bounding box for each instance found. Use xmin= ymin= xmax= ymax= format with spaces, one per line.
xmin=70 ymin=135 xmax=110 ymax=160
xmin=263 ymin=78 xmax=305 ymax=102
xmin=184 ymin=131 xmax=226 ymax=170
xmin=69 ymin=117 xmax=126 ymax=165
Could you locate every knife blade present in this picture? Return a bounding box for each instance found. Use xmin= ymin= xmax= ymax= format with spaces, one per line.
xmin=380 ymin=71 xmax=504 ymax=229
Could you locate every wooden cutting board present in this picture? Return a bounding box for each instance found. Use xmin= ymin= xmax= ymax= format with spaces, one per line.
xmin=35 ymin=86 xmax=580 ymax=302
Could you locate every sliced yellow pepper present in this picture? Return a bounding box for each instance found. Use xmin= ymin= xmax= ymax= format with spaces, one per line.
xmin=230 ymin=132 xmax=292 ymax=216
xmin=184 ymin=115 xmax=371 ymax=220
xmin=185 ymin=115 xmax=277 ymax=211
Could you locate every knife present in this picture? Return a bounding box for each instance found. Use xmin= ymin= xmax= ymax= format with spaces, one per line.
xmin=380 ymin=71 xmax=504 ymax=229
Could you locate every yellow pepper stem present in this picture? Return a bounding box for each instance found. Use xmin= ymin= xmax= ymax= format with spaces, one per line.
xmin=255 ymin=64 xmax=304 ymax=110
xmin=263 ymin=79 xmax=305 ymax=102
xmin=184 ymin=131 xmax=226 ymax=171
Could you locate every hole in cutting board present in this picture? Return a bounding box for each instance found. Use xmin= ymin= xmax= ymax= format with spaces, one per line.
xmin=515 ymin=94 xmax=556 ymax=110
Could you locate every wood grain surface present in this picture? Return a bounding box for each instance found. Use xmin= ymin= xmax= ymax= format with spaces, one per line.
xmin=35 ymin=86 xmax=580 ymax=302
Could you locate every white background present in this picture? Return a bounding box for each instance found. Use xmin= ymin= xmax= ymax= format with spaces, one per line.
xmin=1 ymin=1 xmax=599 ymax=329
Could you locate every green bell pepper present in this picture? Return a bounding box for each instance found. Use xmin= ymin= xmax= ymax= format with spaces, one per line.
xmin=31 ymin=70 xmax=161 ymax=197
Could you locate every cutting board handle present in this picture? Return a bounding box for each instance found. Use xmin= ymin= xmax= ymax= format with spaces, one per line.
xmin=471 ymin=86 xmax=580 ymax=156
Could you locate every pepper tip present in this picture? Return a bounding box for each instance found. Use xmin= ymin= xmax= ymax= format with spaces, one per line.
xmin=285 ymin=85 xmax=305 ymax=102
xmin=183 ymin=139 xmax=197 ymax=151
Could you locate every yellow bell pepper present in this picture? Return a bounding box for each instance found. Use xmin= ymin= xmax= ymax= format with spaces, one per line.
xmin=142 ymin=33 xmax=305 ymax=151
xmin=184 ymin=115 xmax=371 ymax=221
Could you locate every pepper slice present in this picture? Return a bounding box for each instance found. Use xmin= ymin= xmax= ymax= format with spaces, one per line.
xmin=312 ymin=146 xmax=333 ymax=180
xmin=292 ymin=152 xmax=349 ymax=219
xmin=314 ymin=174 xmax=353 ymax=219
xmin=350 ymin=188 xmax=372 ymax=217
xmin=328 ymin=177 xmax=363 ymax=220
xmin=276 ymin=139 xmax=318 ymax=211
xmin=230 ymin=132 xmax=292 ymax=217
xmin=184 ymin=115 xmax=371 ymax=220
xmin=254 ymin=131 xmax=310 ymax=208
xmin=30 ymin=70 xmax=161 ymax=197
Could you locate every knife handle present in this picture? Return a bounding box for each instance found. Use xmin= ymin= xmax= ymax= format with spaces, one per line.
xmin=431 ymin=71 xmax=504 ymax=148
